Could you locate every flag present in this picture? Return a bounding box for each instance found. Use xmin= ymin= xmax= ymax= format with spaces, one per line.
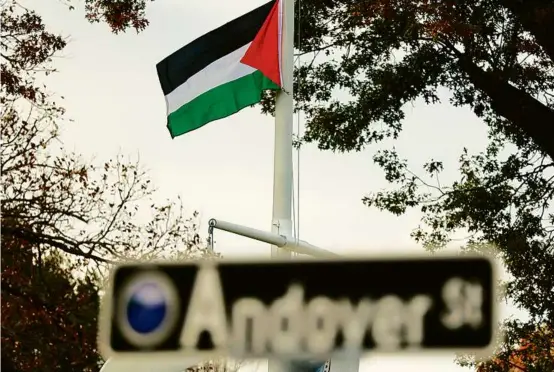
xmin=156 ymin=0 xmax=282 ymax=138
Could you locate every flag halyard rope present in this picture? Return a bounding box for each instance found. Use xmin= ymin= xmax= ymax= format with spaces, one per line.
xmin=292 ymin=0 xmax=303 ymax=257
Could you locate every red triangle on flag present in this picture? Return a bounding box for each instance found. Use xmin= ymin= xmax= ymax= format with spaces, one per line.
xmin=240 ymin=0 xmax=282 ymax=87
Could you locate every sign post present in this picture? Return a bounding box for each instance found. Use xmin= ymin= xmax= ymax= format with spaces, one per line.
xmin=98 ymin=254 xmax=498 ymax=369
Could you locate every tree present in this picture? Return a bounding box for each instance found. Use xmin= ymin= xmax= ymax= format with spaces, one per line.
xmin=1 ymin=234 xmax=101 ymax=372
xmin=476 ymin=324 xmax=554 ymax=371
xmin=283 ymin=0 xmax=553 ymax=160
xmin=1 ymin=0 xmax=206 ymax=268
xmin=1 ymin=1 xmax=209 ymax=370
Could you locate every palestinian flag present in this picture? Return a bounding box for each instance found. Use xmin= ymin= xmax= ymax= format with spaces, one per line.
xmin=156 ymin=0 xmax=283 ymax=138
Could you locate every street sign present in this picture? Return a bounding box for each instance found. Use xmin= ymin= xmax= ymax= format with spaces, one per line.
xmin=98 ymin=255 xmax=498 ymax=362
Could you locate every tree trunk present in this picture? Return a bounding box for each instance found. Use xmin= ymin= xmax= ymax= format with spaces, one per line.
xmin=458 ymin=56 xmax=554 ymax=160
xmin=500 ymin=0 xmax=554 ymax=61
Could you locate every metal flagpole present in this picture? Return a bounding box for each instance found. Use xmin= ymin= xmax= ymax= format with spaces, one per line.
xmin=266 ymin=1 xmax=360 ymax=371
xmin=268 ymin=0 xmax=294 ymax=371
xmin=270 ymin=0 xmax=294 ymax=261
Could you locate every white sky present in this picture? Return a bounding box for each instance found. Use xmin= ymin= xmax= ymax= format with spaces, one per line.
xmin=31 ymin=0 xmax=523 ymax=371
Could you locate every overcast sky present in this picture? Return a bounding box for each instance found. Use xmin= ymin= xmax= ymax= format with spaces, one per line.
xmin=30 ymin=0 xmax=521 ymax=370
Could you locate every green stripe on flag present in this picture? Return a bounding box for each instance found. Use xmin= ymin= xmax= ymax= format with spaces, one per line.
xmin=167 ymin=70 xmax=279 ymax=138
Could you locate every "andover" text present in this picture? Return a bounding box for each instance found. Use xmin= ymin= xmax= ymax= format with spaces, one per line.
xmin=178 ymin=265 xmax=484 ymax=357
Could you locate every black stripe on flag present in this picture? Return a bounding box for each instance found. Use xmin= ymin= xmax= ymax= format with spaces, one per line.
xmin=156 ymin=0 xmax=276 ymax=96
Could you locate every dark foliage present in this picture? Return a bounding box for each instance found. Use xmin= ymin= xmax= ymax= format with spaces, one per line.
xmin=1 ymin=1 xmax=208 ymax=370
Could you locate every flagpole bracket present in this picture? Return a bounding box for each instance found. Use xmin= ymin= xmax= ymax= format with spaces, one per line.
xmin=208 ymin=218 xmax=338 ymax=258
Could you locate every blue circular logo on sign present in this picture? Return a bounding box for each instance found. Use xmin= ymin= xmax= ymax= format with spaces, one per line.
xmin=117 ymin=271 xmax=179 ymax=348
xmin=126 ymin=282 xmax=168 ymax=334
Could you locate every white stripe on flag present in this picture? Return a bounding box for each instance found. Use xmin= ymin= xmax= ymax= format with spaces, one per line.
xmin=164 ymin=43 xmax=255 ymax=115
